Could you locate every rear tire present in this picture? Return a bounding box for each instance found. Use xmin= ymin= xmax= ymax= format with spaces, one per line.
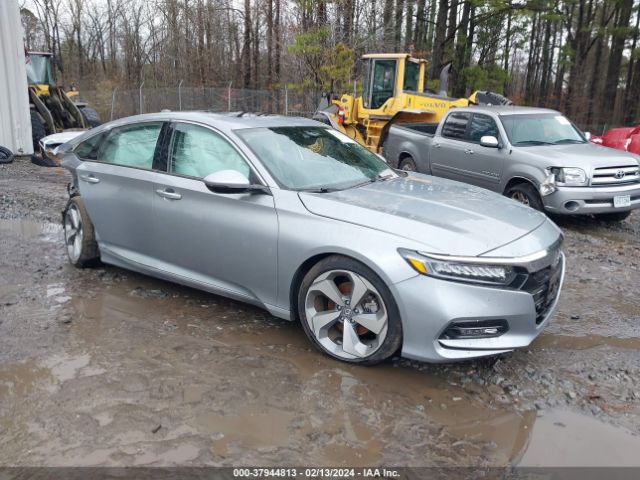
xmin=30 ymin=109 xmax=47 ymax=151
xmin=79 ymin=107 xmax=101 ymax=128
xmin=298 ymin=255 xmax=402 ymax=365
xmin=63 ymin=197 xmax=100 ymax=268
xmin=594 ymin=211 xmax=631 ymax=222
xmin=399 ymin=156 xmax=417 ymax=172
xmin=505 ymin=182 xmax=544 ymax=212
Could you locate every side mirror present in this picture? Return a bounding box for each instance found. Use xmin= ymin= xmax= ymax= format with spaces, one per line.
xmin=584 ymin=131 xmax=592 ymax=141
xmin=203 ymin=170 xmax=270 ymax=195
xmin=480 ymin=135 xmax=500 ymax=148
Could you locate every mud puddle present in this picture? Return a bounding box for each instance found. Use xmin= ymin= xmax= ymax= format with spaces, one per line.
xmin=518 ymin=409 xmax=640 ymax=466
xmin=0 ymin=271 xmax=622 ymax=466
xmin=0 ymin=218 xmax=62 ymax=241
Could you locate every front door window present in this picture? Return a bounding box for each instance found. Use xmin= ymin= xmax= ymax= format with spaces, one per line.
xmin=169 ymin=123 xmax=250 ymax=179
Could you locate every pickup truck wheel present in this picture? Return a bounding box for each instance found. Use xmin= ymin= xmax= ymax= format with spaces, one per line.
xmin=594 ymin=211 xmax=631 ymax=222
xmin=506 ymin=183 xmax=544 ymax=211
xmin=298 ymin=255 xmax=402 ymax=365
xmin=399 ymin=156 xmax=417 ymax=172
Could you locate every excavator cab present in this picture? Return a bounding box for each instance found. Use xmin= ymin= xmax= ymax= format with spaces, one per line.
xmin=26 ymin=51 xmax=101 ymax=153
xmin=361 ymin=54 xmax=426 ymax=109
xmin=26 ymin=52 xmax=56 ymax=89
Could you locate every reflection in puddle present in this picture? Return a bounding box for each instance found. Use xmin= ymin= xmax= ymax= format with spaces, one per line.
xmin=518 ymin=409 xmax=640 ymax=466
xmin=0 ymin=219 xmax=62 ymax=241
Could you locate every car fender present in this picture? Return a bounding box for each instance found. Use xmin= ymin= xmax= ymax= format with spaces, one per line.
xmin=501 ymin=167 xmax=545 ymax=194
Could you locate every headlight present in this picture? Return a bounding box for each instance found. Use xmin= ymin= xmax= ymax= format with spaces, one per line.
xmin=553 ymin=167 xmax=588 ymax=186
xmin=399 ymin=249 xmax=516 ymax=286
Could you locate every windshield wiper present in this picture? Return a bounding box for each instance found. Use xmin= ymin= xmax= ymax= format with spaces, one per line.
xmin=305 ymin=173 xmax=396 ymax=193
xmin=347 ymin=172 xmax=397 ymax=190
xmin=553 ymin=138 xmax=585 ymax=144
xmin=513 ymin=140 xmax=555 ymax=146
xmin=299 ymin=186 xmax=337 ymax=193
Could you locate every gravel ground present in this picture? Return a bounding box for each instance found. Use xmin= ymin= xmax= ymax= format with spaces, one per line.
xmin=1 ymin=159 xmax=639 ymax=467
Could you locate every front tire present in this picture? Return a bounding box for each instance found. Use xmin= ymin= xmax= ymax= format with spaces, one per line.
xmin=594 ymin=211 xmax=631 ymax=222
xmin=63 ymin=197 xmax=100 ymax=267
xmin=298 ymin=255 xmax=402 ymax=365
xmin=506 ymin=182 xmax=544 ymax=211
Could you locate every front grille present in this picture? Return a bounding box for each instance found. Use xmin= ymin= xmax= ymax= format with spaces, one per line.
xmin=591 ymin=165 xmax=640 ymax=186
xmin=519 ymin=258 xmax=563 ymax=325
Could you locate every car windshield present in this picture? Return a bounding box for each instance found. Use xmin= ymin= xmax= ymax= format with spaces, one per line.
xmin=500 ymin=114 xmax=586 ymax=146
xmin=236 ymin=126 xmax=396 ymax=191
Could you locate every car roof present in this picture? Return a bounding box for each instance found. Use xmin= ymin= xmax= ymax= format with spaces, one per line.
xmin=102 ymin=111 xmax=324 ymax=133
xmin=459 ymin=105 xmax=561 ymax=116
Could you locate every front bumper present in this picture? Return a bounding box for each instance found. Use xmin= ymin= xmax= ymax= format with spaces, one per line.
xmin=392 ymin=254 xmax=565 ymax=362
xmin=543 ymin=183 xmax=640 ymax=215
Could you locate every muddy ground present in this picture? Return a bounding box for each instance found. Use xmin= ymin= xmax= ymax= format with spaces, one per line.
xmin=0 ymin=159 xmax=639 ymax=468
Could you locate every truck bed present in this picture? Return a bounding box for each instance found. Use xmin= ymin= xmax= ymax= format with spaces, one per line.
xmin=393 ymin=123 xmax=438 ymax=136
xmin=383 ymin=123 xmax=437 ymax=170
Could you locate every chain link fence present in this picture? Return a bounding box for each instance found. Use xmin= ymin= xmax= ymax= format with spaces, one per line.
xmin=77 ymin=85 xmax=320 ymax=123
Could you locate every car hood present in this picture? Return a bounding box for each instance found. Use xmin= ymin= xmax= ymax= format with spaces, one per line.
xmin=39 ymin=131 xmax=85 ymax=148
xmin=519 ymin=142 xmax=640 ymax=168
xmin=299 ymin=174 xmax=548 ymax=256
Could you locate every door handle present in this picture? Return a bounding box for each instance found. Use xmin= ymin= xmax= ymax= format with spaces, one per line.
xmin=155 ymin=188 xmax=182 ymax=200
xmin=80 ymin=174 xmax=100 ymax=184
xmin=465 ymin=149 xmax=474 ymax=155
xmin=433 ymin=143 xmax=441 ymax=149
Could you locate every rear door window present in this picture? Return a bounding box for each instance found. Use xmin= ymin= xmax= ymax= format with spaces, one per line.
xmin=468 ymin=114 xmax=500 ymax=143
xmin=168 ymin=123 xmax=251 ymax=179
xmin=97 ymin=123 xmax=163 ymax=169
xmin=441 ymin=112 xmax=471 ymax=140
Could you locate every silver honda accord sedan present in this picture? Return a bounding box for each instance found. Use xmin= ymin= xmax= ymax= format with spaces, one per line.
xmin=59 ymin=112 xmax=565 ymax=364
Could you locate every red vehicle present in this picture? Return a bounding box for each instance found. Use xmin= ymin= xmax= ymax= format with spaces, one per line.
xmin=591 ymin=125 xmax=640 ymax=155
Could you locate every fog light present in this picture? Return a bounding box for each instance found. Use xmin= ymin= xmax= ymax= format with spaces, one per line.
xmin=440 ymin=320 xmax=509 ymax=340
xmin=564 ymin=201 xmax=579 ymax=212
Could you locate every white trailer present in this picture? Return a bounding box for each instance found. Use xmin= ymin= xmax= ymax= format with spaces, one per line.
xmin=0 ymin=0 xmax=33 ymax=156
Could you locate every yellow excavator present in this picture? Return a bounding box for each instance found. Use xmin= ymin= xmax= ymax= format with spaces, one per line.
xmin=26 ymin=51 xmax=101 ymax=151
xmin=315 ymin=53 xmax=512 ymax=153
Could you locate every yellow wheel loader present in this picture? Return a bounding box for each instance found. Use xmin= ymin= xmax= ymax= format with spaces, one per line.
xmin=26 ymin=51 xmax=101 ymax=152
xmin=315 ymin=53 xmax=512 ymax=153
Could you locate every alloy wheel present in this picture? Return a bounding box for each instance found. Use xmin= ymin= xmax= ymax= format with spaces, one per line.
xmin=511 ymin=191 xmax=530 ymax=206
xmin=304 ymin=269 xmax=389 ymax=359
xmin=64 ymin=204 xmax=83 ymax=263
xmin=400 ymin=161 xmax=416 ymax=172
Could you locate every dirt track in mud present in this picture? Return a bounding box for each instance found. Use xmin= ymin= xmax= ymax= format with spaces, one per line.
xmin=1 ymin=160 xmax=639 ymax=467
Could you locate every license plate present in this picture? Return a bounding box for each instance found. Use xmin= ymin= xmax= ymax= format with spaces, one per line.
xmin=613 ymin=195 xmax=631 ymax=208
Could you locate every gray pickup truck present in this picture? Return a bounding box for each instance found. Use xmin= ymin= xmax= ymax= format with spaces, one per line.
xmin=384 ymin=106 xmax=640 ymax=221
